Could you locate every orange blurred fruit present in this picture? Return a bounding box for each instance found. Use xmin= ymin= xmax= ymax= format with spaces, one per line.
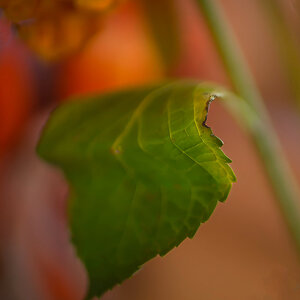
xmin=0 ymin=21 xmax=35 ymax=162
xmin=58 ymin=2 xmax=164 ymax=99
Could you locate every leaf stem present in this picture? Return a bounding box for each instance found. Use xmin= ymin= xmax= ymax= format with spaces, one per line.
xmin=196 ymin=0 xmax=300 ymax=254
xmin=261 ymin=0 xmax=300 ymax=111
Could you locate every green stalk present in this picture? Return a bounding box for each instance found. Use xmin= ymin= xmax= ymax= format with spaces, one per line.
xmin=262 ymin=0 xmax=300 ymax=111
xmin=196 ymin=0 xmax=300 ymax=254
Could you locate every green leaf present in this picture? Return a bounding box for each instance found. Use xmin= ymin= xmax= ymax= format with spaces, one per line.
xmin=37 ymin=81 xmax=236 ymax=299
xmin=137 ymin=0 xmax=180 ymax=68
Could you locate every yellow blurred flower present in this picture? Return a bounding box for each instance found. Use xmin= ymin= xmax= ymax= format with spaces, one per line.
xmin=0 ymin=0 xmax=39 ymax=22
xmin=75 ymin=0 xmax=118 ymax=11
xmin=0 ymin=0 xmax=121 ymax=60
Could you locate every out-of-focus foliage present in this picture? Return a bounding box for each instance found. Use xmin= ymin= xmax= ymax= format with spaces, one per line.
xmin=137 ymin=0 xmax=180 ymax=68
xmin=262 ymin=0 xmax=300 ymax=111
xmin=37 ymin=81 xmax=236 ymax=299
xmin=0 ymin=0 xmax=120 ymax=60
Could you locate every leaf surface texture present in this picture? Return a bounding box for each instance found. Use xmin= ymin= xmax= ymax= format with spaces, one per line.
xmin=37 ymin=81 xmax=236 ymax=299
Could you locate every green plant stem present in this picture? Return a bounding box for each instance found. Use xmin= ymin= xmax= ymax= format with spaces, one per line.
xmin=196 ymin=0 xmax=300 ymax=254
xmin=262 ymin=0 xmax=300 ymax=111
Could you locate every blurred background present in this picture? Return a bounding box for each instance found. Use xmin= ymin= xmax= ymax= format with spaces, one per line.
xmin=1 ymin=0 xmax=300 ymax=299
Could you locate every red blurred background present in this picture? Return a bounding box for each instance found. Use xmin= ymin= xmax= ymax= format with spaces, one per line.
xmin=1 ymin=0 xmax=300 ymax=299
